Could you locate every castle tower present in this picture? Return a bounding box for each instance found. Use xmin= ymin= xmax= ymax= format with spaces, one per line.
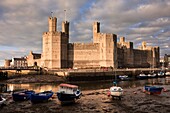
xmin=142 ymin=41 xmax=146 ymax=49
xmin=62 ymin=21 xmax=69 ymax=36
xmin=48 ymin=17 xmax=57 ymax=32
xmin=42 ymin=16 xmax=69 ymax=69
xmin=93 ymin=22 xmax=100 ymax=43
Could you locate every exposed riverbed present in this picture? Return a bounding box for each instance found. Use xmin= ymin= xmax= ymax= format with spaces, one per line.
xmin=0 ymin=75 xmax=170 ymax=113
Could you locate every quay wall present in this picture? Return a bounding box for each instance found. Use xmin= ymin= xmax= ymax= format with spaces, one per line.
xmin=55 ymin=68 xmax=161 ymax=81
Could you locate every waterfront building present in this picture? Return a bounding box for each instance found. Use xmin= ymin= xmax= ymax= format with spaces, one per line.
xmin=10 ymin=57 xmax=27 ymax=68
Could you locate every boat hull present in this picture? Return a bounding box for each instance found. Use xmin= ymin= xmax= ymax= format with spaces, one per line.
xmin=57 ymin=92 xmax=81 ymax=102
xmin=108 ymin=86 xmax=123 ymax=100
xmin=144 ymin=86 xmax=163 ymax=95
xmin=0 ymin=97 xmax=6 ymax=106
xmin=30 ymin=91 xmax=53 ymax=103
xmin=12 ymin=90 xmax=35 ymax=101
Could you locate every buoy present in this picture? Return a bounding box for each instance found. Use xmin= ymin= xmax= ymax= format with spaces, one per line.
xmin=107 ymin=91 xmax=111 ymax=97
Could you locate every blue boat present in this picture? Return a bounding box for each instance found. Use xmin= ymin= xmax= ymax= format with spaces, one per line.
xmin=57 ymin=83 xmax=82 ymax=104
xmin=144 ymin=86 xmax=164 ymax=95
xmin=118 ymin=75 xmax=130 ymax=81
xmin=30 ymin=91 xmax=53 ymax=103
xmin=12 ymin=90 xmax=35 ymax=101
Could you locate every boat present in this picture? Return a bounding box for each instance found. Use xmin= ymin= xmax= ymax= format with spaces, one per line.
xmin=157 ymin=71 xmax=165 ymax=77
xmin=144 ymin=86 xmax=164 ymax=95
xmin=107 ymin=86 xmax=123 ymax=100
xmin=118 ymin=75 xmax=130 ymax=81
xmin=30 ymin=91 xmax=53 ymax=103
xmin=12 ymin=90 xmax=35 ymax=101
xmin=0 ymin=95 xmax=6 ymax=106
xmin=147 ymin=73 xmax=156 ymax=78
xmin=107 ymin=73 xmax=123 ymax=100
xmin=137 ymin=73 xmax=148 ymax=79
xmin=57 ymin=83 xmax=82 ymax=104
xmin=165 ymin=71 xmax=170 ymax=76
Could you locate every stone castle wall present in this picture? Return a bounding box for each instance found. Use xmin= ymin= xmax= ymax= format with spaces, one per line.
xmin=68 ymin=43 xmax=100 ymax=68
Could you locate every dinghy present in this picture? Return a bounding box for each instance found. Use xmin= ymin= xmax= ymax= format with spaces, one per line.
xmin=144 ymin=86 xmax=164 ymax=95
xmin=30 ymin=91 xmax=53 ymax=103
xmin=12 ymin=90 xmax=35 ymax=101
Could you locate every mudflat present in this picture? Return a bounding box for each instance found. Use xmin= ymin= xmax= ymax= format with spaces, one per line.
xmin=1 ymin=85 xmax=170 ymax=113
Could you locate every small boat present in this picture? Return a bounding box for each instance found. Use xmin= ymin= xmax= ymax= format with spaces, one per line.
xmin=137 ymin=73 xmax=148 ymax=79
xmin=0 ymin=95 xmax=6 ymax=106
xmin=12 ymin=90 xmax=35 ymax=101
xmin=165 ymin=71 xmax=170 ymax=76
xmin=30 ymin=91 xmax=53 ymax=103
xmin=157 ymin=71 xmax=165 ymax=77
xmin=107 ymin=86 xmax=123 ymax=100
xmin=57 ymin=83 xmax=82 ymax=104
xmin=144 ymin=86 xmax=164 ymax=95
xmin=147 ymin=73 xmax=156 ymax=78
xmin=118 ymin=75 xmax=130 ymax=81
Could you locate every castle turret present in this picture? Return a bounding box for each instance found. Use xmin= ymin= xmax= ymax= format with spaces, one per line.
xmin=93 ymin=22 xmax=100 ymax=43
xmin=48 ymin=17 xmax=57 ymax=32
xmin=62 ymin=21 xmax=69 ymax=36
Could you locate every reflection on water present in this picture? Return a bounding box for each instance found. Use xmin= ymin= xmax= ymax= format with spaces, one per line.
xmin=0 ymin=83 xmax=60 ymax=93
xmin=0 ymin=77 xmax=170 ymax=93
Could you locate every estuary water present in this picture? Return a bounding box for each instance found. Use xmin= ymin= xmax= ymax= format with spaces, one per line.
xmin=1 ymin=77 xmax=170 ymax=93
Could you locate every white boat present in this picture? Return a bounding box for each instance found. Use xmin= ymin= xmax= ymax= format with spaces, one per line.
xmin=108 ymin=86 xmax=123 ymax=100
xmin=0 ymin=95 xmax=6 ymax=106
xmin=165 ymin=72 xmax=170 ymax=76
xmin=137 ymin=73 xmax=148 ymax=79
xmin=147 ymin=73 xmax=156 ymax=78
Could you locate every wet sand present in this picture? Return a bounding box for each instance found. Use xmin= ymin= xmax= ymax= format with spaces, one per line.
xmin=1 ymin=86 xmax=170 ymax=113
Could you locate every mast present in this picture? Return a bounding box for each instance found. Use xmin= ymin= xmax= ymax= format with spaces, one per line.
xmin=64 ymin=9 xmax=66 ymax=22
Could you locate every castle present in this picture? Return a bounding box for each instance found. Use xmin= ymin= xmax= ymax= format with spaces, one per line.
xmin=5 ymin=16 xmax=160 ymax=69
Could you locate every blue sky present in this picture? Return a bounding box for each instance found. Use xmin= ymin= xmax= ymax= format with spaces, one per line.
xmin=0 ymin=0 xmax=170 ymax=66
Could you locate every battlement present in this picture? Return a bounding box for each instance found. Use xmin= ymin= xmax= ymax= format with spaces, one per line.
xmin=117 ymin=37 xmax=133 ymax=49
xmin=43 ymin=31 xmax=62 ymax=36
xmin=70 ymin=43 xmax=100 ymax=50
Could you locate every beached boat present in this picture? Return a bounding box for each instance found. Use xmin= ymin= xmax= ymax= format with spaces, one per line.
xmin=30 ymin=91 xmax=53 ymax=103
xmin=12 ymin=90 xmax=35 ymax=101
xmin=107 ymin=86 xmax=123 ymax=100
xmin=57 ymin=83 xmax=82 ymax=104
xmin=144 ymin=86 xmax=164 ymax=95
xmin=118 ymin=75 xmax=130 ymax=81
xmin=0 ymin=95 xmax=6 ymax=106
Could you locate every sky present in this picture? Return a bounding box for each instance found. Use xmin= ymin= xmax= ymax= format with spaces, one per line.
xmin=0 ymin=0 xmax=170 ymax=66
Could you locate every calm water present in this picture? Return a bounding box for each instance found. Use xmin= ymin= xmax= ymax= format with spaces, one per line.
xmin=0 ymin=77 xmax=170 ymax=93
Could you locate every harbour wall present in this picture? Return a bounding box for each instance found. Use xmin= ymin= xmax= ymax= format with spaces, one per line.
xmin=55 ymin=68 xmax=161 ymax=81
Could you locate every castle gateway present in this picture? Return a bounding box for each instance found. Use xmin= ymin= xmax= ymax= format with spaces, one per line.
xmin=29 ymin=16 xmax=160 ymax=69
